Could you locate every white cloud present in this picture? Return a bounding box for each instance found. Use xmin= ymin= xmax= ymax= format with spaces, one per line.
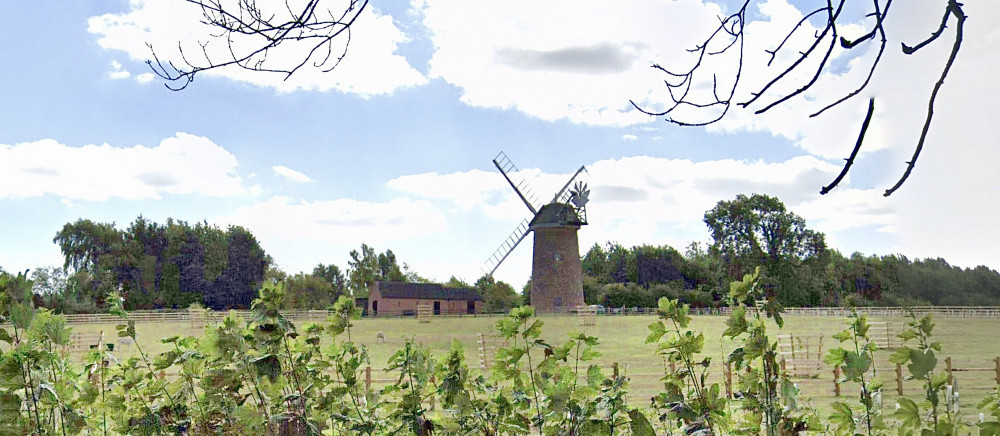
xmin=108 ymin=60 xmax=130 ymax=79
xmin=220 ymin=195 xmax=448 ymax=248
xmin=272 ymin=165 xmax=313 ymax=183
xmin=88 ymin=1 xmax=426 ymax=96
xmin=689 ymin=0 xmax=1000 ymax=165
xmin=135 ymin=73 xmax=154 ymax=83
xmin=0 ymin=133 xmax=246 ymax=201
xmin=621 ymin=134 xmax=638 ymax=141
xmin=420 ymin=0 xmax=727 ymax=126
xmin=390 ymin=155 xmax=894 ymax=268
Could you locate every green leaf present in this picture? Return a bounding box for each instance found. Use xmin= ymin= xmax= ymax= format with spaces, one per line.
xmin=828 ymin=401 xmax=855 ymax=431
xmin=723 ymin=306 xmax=748 ymax=337
xmin=907 ymin=349 xmax=936 ymax=379
xmin=251 ymin=354 xmax=282 ymax=380
xmin=842 ymin=351 xmax=872 ymax=380
xmin=646 ymin=321 xmax=667 ymax=344
xmin=888 ymin=347 xmax=912 ymax=364
xmin=980 ymin=422 xmax=1000 ymax=436
xmin=628 ymin=409 xmax=656 ymax=436
xmin=824 ymin=348 xmax=847 ymax=367
xmin=832 ymin=329 xmax=852 ymax=342
xmin=581 ymin=419 xmax=612 ymax=436
xmin=898 ymin=329 xmax=918 ymax=341
xmin=894 ymin=397 xmax=921 ymax=429
xmin=587 ymin=364 xmax=603 ymax=386
xmin=0 ymin=328 xmax=11 ymax=344
xmin=919 ymin=315 xmax=935 ymax=335
xmin=930 ymin=371 xmax=949 ymax=389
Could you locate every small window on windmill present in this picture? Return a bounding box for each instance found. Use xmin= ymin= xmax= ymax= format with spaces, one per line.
xmin=554 ymin=297 xmax=563 ymax=307
xmin=554 ymin=252 xmax=562 ymax=262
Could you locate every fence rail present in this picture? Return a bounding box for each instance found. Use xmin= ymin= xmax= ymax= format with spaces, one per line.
xmin=44 ymin=305 xmax=1000 ymax=325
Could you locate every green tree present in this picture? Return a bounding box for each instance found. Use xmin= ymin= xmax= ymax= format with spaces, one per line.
xmin=284 ymin=272 xmax=336 ymax=309
xmin=313 ymin=263 xmax=346 ymax=295
xmin=348 ymin=243 xmax=411 ymax=297
xmin=475 ymin=275 xmax=520 ymax=313
xmin=51 ymin=216 xmax=268 ymax=311
xmin=704 ymin=193 xmax=827 ymax=305
xmin=443 ymin=276 xmax=472 ymax=288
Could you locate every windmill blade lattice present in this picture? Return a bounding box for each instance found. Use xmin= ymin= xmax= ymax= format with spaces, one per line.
xmin=493 ymin=151 xmax=541 ymax=214
xmin=482 ymin=218 xmax=530 ymax=276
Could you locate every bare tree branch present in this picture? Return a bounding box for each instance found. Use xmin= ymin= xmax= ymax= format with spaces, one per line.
xmin=636 ymin=0 xmax=966 ymax=196
xmin=147 ymin=0 xmax=368 ymax=90
xmin=742 ymin=0 xmax=846 ymax=113
xmin=812 ymin=0 xmax=893 ymax=118
xmin=821 ymin=98 xmax=875 ymax=195
xmin=884 ymin=0 xmax=965 ymax=197
xmin=629 ymin=1 xmax=750 ymax=127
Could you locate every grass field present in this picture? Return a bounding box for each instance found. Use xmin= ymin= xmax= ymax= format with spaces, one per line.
xmin=63 ymin=312 xmax=1000 ymax=413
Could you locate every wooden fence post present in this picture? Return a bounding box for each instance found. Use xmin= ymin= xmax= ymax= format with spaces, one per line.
xmin=945 ymin=357 xmax=954 ymax=385
xmin=833 ymin=366 xmax=841 ymax=397
xmin=365 ymin=366 xmax=372 ymax=390
xmin=995 ymin=357 xmax=1000 ymax=384
xmin=895 ymin=362 xmax=904 ymax=395
xmin=613 ymin=362 xmax=619 ymax=379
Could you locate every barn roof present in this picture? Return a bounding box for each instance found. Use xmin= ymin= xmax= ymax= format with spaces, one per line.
xmin=374 ymin=281 xmax=483 ymax=301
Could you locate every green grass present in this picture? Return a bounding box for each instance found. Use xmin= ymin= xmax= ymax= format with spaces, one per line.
xmin=62 ymin=313 xmax=1000 ymax=412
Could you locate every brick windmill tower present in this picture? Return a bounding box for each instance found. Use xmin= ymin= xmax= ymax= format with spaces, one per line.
xmin=483 ymin=152 xmax=590 ymax=312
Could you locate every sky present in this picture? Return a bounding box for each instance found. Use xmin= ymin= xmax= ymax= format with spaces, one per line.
xmin=1 ymin=0 xmax=998 ymax=289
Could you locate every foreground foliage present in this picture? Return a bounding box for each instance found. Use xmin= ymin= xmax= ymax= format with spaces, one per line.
xmin=2 ymin=270 xmax=998 ymax=435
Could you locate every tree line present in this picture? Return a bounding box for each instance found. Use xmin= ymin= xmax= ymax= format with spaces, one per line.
xmin=26 ymin=217 xmax=521 ymax=313
xmin=582 ymin=194 xmax=1000 ymax=308
xmin=17 ymin=193 xmax=1000 ymax=313
xmin=41 ymin=217 xmax=268 ymax=312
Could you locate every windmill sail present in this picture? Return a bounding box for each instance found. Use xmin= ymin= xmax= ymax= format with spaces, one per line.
xmin=493 ymin=151 xmax=541 ymax=214
xmin=482 ymin=218 xmax=530 ymax=277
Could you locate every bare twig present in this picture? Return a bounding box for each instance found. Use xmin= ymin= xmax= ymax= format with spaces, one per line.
xmin=147 ymin=0 xmax=368 ymax=90
xmin=884 ymin=0 xmax=965 ymax=197
xmin=634 ymin=0 xmax=966 ymax=196
xmin=629 ymin=1 xmax=750 ymax=127
xmin=821 ymin=98 xmax=875 ymax=195
xmin=811 ymin=0 xmax=893 ymax=117
xmin=743 ymin=0 xmax=847 ymax=113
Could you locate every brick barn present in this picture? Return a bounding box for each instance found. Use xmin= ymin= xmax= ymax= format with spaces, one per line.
xmin=367 ymin=281 xmax=483 ymax=316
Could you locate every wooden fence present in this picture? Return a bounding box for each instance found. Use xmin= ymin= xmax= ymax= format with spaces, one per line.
xmin=39 ymin=305 xmax=1000 ymax=326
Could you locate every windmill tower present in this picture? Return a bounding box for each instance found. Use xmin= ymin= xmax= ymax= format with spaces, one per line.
xmin=483 ymin=151 xmax=590 ymax=312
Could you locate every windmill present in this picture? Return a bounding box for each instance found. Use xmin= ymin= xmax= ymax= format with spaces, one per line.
xmin=483 ymin=151 xmax=590 ymax=312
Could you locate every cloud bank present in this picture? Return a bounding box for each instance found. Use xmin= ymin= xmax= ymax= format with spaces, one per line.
xmin=0 ymin=133 xmax=246 ymax=201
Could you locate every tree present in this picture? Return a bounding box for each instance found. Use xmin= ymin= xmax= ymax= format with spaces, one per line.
xmin=284 ymin=272 xmax=336 ymax=309
xmin=347 ymin=243 xmax=410 ymax=297
xmin=148 ymin=0 xmax=370 ymax=90
xmin=704 ymin=193 xmax=827 ymax=304
xmin=52 ymin=216 xmax=269 ymax=310
xmin=474 ymin=275 xmax=520 ymax=313
xmin=443 ymin=276 xmax=472 ymax=289
xmin=633 ymin=1 xmax=966 ymax=196
xmin=313 ymin=263 xmax=347 ymax=295
xmin=704 ymin=194 xmax=824 ymax=265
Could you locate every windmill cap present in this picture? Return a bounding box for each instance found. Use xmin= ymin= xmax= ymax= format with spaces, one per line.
xmin=529 ymin=202 xmax=585 ymax=229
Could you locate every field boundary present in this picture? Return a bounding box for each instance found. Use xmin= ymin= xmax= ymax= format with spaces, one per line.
xmin=36 ymin=305 xmax=1000 ymax=325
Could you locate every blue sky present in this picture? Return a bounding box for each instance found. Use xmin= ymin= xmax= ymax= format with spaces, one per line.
xmin=1 ymin=0 xmax=997 ymax=288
